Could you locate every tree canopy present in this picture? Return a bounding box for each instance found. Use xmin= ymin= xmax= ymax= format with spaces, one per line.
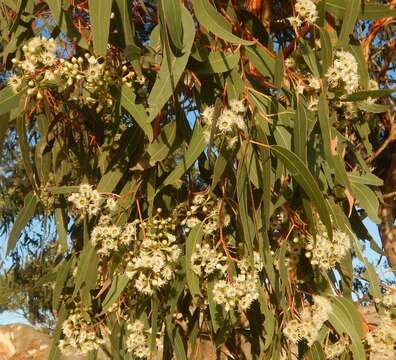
xmin=0 ymin=0 xmax=396 ymax=359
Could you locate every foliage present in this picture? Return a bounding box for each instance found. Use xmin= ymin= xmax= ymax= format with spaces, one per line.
xmin=0 ymin=0 xmax=396 ymax=359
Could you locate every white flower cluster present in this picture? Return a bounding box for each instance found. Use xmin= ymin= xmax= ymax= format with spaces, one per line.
xmin=201 ymin=99 xmax=247 ymax=149
xmin=68 ymin=184 xmax=102 ymax=216
xmin=191 ymin=243 xmax=228 ymax=277
xmin=375 ymin=288 xmax=396 ymax=308
xmin=288 ymin=0 xmax=318 ymax=27
xmin=212 ymin=252 xmax=263 ymax=312
xmin=366 ymin=315 xmax=396 ymax=360
xmin=182 ymin=194 xmax=231 ymax=238
xmin=125 ymin=320 xmax=150 ymax=358
xmin=58 ymin=310 xmax=104 ymax=354
xmin=306 ymin=224 xmax=351 ymax=270
xmin=326 ymin=51 xmax=359 ymax=94
xmin=9 ymin=36 xmax=141 ymax=113
xmin=126 ymin=216 xmax=181 ymax=295
xmin=91 ymin=217 xmax=139 ymax=256
xmin=325 ymin=337 xmax=349 ymax=359
xmin=283 ymin=295 xmax=332 ymax=346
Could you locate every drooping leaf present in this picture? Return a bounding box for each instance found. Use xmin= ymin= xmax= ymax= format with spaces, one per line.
xmin=325 ymin=0 xmax=396 ymax=20
xmin=293 ymin=100 xmax=307 ymax=163
xmin=7 ymin=192 xmax=39 ymax=254
xmin=121 ymin=85 xmax=153 ymax=141
xmin=350 ymin=182 xmax=381 ymax=223
xmin=161 ymin=0 xmax=183 ymax=50
xmin=191 ymin=0 xmax=253 ymax=45
xmin=101 ymin=275 xmax=129 ymax=313
xmin=271 ymin=145 xmax=333 ymax=238
xmin=337 ymin=0 xmax=360 ymax=48
xmin=88 ymin=0 xmax=113 ymax=55
xmin=0 ymin=87 xmax=21 ymax=117
xmin=148 ymin=4 xmax=195 ymax=121
xmin=196 ymin=51 xmax=240 ymax=74
xmin=162 ymin=123 xmax=206 ymax=187
xmin=185 ymin=222 xmax=203 ymax=297
xmin=328 ymin=296 xmax=366 ymax=360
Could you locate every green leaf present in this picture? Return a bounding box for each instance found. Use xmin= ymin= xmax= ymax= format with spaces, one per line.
xmin=348 ymin=173 xmax=383 ymax=186
xmin=101 ymin=275 xmax=129 ymax=313
xmin=245 ymin=45 xmax=275 ymax=78
xmin=308 ymin=342 xmax=326 ymax=360
xmin=212 ymin=140 xmax=232 ymax=187
xmin=327 ymin=200 xmax=382 ymax=300
xmin=236 ymin=158 xmax=254 ymax=257
xmin=358 ymin=101 xmax=390 ymax=113
xmin=293 ymin=100 xmax=307 ymax=163
xmin=7 ymin=192 xmax=39 ymax=254
xmin=97 ymin=166 xmax=124 ymax=193
xmin=55 ymin=207 xmax=68 ymax=252
xmin=114 ymin=0 xmax=140 ymax=60
xmin=325 ymin=0 xmax=396 ymax=20
xmin=350 ymin=182 xmax=380 ymax=223
xmin=347 ymin=41 xmax=368 ymax=88
xmin=1 ymin=0 xmax=18 ymax=11
xmin=49 ymin=185 xmax=80 ymax=195
xmin=52 ymin=257 xmax=72 ymax=310
xmin=16 ymin=115 xmax=36 ymax=188
xmin=300 ymin=39 xmax=320 ymax=77
xmin=88 ymin=0 xmax=113 ymax=55
xmin=148 ymin=4 xmax=195 ymax=121
xmin=274 ymin=50 xmax=284 ymax=89
xmin=147 ymin=121 xmax=178 ymax=162
xmin=74 ymin=240 xmax=98 ymax=293
xmin=345 ymin=88 xmax=395 ymax=101
xmin=121 ymin=85 xmax=153 ymax=141
xmin=186 ymin=222 xmax=203 ymax=297
xmin=0 ymin=87 xmax=21 ymax=117
xmin=328 ymin=296 xmax=365 ymax=360
xmin=271 ymin=145 xmax=333 ymax=238
xmin=319 ymin=28 xmax=333 ymax=74
xmin=337 ymin=0 xmax=360 ymax=48
xmin=162 ymin=123 xmax=206 ymax=187
xmin=0 ymin=113 xmax=10 ymax=154
xmin=191 ymin=0 xmax=253 ymax=45
xmin=161 ymin=0 xmax=183 ymax=50
xmin=197 ymin=51 xmax=240 ymax=74
xmin=173 ymin=328 xmax=187 ymax=360
xmin=48 ymin=304 xmax=68 ymax=360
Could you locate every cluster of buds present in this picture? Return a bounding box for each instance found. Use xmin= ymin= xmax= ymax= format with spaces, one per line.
xmin=8 ymin=36 xmax=143 ymax=113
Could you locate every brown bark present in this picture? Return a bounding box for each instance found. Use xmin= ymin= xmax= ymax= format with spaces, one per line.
xmin=379 ymin=146 xmax=396 ymax=267
xmin=245 ymin=0 xmax=272 ymax=29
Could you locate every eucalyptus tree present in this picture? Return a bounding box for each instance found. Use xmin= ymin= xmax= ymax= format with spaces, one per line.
xmin=0 ymin=0 xmax=396 ymax=359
